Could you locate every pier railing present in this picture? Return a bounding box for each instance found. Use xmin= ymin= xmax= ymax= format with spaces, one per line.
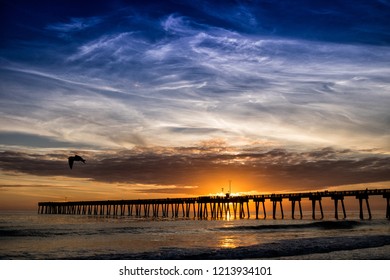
xmin=38 ymin=188 xmax=390 ymax=220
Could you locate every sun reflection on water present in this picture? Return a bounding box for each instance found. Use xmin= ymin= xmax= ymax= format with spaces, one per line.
xmin=226 ymin=210 xmax=231 ymax=221
xmin=219 ymin=236 xmax=238 ymax=248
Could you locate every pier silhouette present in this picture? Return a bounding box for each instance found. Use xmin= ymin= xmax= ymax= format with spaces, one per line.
xmin=38 ymin=188 xmax=390 ymax=220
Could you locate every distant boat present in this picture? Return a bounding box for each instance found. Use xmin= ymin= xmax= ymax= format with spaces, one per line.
xmin=68 ymin=155 xmax=86 ymax=169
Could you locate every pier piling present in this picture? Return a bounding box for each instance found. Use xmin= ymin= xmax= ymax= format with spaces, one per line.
xmin=289 ymin=196 xmax=303 ymax=219
xmin=384 ymin=193 xmax=390 ymax=219
xmin=356 ymin=191 xmax=372 ymax=220
xmin=331 ymin=194 xmax=346 ymax=219
xmin=309 ymin=195 xmax=324 ymax=220
xmin=270 ymin=196 xmax=284 ymax=219
xmin=254 ymin=197 xmax=266 ymax=219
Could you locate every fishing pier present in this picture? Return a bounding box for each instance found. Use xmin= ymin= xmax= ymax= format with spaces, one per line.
xmin=38 ymin=188 xmax=390 ymax=220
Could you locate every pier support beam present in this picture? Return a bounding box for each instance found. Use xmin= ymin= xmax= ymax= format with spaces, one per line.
xmin=239 ymin=202 xmax=245 ymax=219
xmin=331 ymin=194 xmax=346 ymax=219
xmin=384 ymin=193 xmax=390 ymax=219
xmin=184 ymin=201 xmax=196 ymax=218
xmin=197 ymin=202 xmax=209 ymax=219
xmin=289 ymin=196 xmax=303 ymax=219
xmin=309 ymin=195 xmax=323 ymax=220
xmin=270 ymin=196 xmax=284 ymax=219
xmin=152 ymin=204 xmax=159 ymax=217
xmin=254 ymin=198 xmax=266 ymax=219
xmin=224 ymin=202 xmax=230 ymax=218
xmin=162 ymin=203 xmax=169 ymax=217
xmin=356 ymin=192 xmax=371 ymax=220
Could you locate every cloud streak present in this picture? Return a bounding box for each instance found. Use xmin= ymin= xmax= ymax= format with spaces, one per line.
xmin=2 ymin=28 xmax=389 ymax=150
xmin=46 ymin=17 xmax=103 ymax=34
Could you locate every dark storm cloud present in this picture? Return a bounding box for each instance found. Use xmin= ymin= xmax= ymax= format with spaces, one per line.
xmin=1 ymin=147 xmax=389 ymax=190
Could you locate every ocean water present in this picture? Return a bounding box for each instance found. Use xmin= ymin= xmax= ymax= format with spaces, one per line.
xmin=0 ymin=211 xmax=389 ymax=260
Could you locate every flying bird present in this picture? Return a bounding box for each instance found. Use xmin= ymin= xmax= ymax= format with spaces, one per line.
xmin=68 ymin=155 xmax=86 ymax=169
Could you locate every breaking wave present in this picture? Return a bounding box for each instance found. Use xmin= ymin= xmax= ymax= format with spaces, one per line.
xmin=213 ymin=220 xmax=362 ymax=232
xmin=74 ymin=234 xmax=390 ymax=260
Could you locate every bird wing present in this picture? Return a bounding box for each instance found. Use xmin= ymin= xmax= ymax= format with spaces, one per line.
xmin=68 ymin=157 xmax=74 ymax=169
xmin=74 ymin=155 xmax=86 ymax=162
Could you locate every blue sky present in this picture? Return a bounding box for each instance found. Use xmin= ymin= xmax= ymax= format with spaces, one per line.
xmin=1 ymin=1 xmax=390 ymax=206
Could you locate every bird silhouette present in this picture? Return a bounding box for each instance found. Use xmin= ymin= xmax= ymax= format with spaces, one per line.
xmin=68 ymin=155 xmax=86 ymax=169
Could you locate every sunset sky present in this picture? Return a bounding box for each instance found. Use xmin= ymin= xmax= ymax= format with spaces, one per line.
xmin=1 ymin=0 xmax=389 ymax=210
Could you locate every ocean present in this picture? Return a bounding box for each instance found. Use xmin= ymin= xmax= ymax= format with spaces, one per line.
xmin=0 ymin=210 xmax=389 ymax=260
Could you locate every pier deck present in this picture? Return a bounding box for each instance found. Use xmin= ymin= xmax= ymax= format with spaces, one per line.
xmin=38 ymin=188 xmax=390 ymax=220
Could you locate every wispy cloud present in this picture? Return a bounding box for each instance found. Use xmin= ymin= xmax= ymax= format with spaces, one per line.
xmin=46 ymin=17 xmax=103 ymax=35
xmin=2 ymin=19 xmax=390 ymax=150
